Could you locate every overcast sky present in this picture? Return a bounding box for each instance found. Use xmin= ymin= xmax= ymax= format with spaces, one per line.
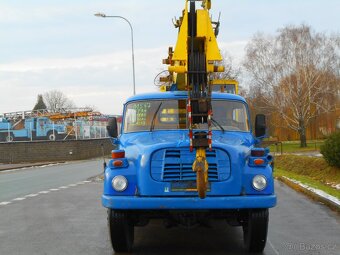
xmin=1 ymin=0 xmax=339 ymax=114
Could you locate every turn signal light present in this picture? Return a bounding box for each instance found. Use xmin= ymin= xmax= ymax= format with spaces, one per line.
xmin=254 ymin=159 xmax=265 ymax=165
xmin=112 ymin=150 xmax=125 ymax=159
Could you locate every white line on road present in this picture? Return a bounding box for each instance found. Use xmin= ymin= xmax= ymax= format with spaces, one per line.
xmin=268 ymin=239 xmax=280 ymax=255
xmin=12 ymin=197 xmax=26 ymax=201
xmin=38 ymin=191 xmax=50 ymax=194
xmin=0 ymin=201 xmax=12 ymax=206
xmin=1 ymin=180 xmax=92 ymax=207
xmin=25 ymin=194 xmax=39 ymax=197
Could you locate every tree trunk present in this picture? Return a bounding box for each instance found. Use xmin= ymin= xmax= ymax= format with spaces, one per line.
xmin=299 ymin=131 xmax=307 ymax=147
xmin=298 ymin=119 xmax=307 ymax=147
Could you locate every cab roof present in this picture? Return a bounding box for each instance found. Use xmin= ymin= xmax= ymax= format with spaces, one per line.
xmin=126 ymin=91 xmax=246 ymax=103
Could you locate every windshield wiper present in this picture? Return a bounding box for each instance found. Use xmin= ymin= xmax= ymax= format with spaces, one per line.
xmin=211 ymin=118 xmax=225 ymax=133
xmin=150 ymin=102 xmax=163 ymax=131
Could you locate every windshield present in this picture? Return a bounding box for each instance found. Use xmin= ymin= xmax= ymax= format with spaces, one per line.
xmin=123 ymin=99 xmax=250 ymax=133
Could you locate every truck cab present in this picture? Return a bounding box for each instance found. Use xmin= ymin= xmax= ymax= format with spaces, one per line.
xmin=103 ymin=91 xmax=276 ymax=253
xmin=33 ymin=117 xmax=66 ymax=140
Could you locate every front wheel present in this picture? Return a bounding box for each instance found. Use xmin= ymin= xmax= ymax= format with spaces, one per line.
xmin=5 ymin=133 xmax=14 ymax=142
xmin=243 ymin=209 xmax=269 ymax=253
xmin=47 ymin=131 xmax=57 ymax=141
xmin=108 ymin=209 xmax=134 ymax=253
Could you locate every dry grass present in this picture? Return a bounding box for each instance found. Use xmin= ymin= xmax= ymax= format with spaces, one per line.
xmin=274 ymin=155 xmax=340 ymax=200
xmin=275 ymin=155 xmax=340 ymax=185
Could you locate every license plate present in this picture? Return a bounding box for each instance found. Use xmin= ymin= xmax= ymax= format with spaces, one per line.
xmin=171 ymin=181 xmax=211 ymax=192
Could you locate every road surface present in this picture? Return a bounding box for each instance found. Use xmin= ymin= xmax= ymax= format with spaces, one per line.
xmin=0 ymin=160 xmax=339 ymax=255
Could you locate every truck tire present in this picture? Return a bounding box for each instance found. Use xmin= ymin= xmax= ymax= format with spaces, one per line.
xmin=108 ymin=209 xmax=134 ymax=252
xmin=5 ymin=133 xmax=14 ymax=142
xmin=243 ymin=209 xmax=269 ymax=253
xmin=47 ymin=131 xmax=56 ymax=141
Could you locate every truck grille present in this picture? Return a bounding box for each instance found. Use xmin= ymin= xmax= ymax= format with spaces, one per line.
xmin=151 ymin=148 xmax=230 ymax=182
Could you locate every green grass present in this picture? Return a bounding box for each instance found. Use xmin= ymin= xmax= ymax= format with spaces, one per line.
xmin=274 ymin=167 xmax=340 ymax=200
xmin=275 ymin=155 xmax=340 ymax=183
xmin=274 ymin=155 xmax=340 ymax=199
xmin=268 ymin=140 xmax=324 ymax=153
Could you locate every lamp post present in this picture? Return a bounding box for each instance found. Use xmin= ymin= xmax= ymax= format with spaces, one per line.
xmin=94 ymin=12 xmax=136 ymax=95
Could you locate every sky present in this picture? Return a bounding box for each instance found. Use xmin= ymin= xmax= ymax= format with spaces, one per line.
xmin=1 ymin=0 xmax=339 ymax=115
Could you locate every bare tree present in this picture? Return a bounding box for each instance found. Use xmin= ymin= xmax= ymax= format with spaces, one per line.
xmin=244 ymin=25 xmax=339 ymax=147
xmin=43 ymin=90 xmax=75 ymax=113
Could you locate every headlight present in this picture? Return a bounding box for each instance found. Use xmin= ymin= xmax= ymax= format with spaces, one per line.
xmin=252 ymin=175 xmax=267 ymax=191
xmin=112 ymin=176 xmax=128 ymax=192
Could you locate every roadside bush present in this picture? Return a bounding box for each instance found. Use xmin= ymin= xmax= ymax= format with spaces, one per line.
xmin=320 ymin=131 xmax=340 ymax=168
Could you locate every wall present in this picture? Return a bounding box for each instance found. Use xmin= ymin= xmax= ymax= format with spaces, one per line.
xmin=0 ymin=138 xmax=114 ymax=163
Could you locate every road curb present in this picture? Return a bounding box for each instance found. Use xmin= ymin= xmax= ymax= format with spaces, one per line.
xmin=277 ymin=176 xmax=340 ymax=213
xmin=0 ymin=162 xmax=64 ymax=172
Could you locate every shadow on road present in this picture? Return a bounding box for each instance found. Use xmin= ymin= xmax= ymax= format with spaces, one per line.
xmin=131 ymin=220 xmax=248 ymax=255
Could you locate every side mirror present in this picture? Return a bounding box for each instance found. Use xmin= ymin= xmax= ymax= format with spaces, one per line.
xmin=107 ymin=117 xmax=118 ymax=138
xmin=255 ymin=114 xmax=266 ymax=138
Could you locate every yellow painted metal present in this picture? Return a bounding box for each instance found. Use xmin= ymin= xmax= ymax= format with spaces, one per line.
xmin=159 ymin=85 xmax=167 ymax=92
xmin=168 ymin=65 xmax=186 ymax=74
xmin=196 ymin=9 xmax=222 ymax=62
xmin=159 ymin=1 xmax=241 ymax=199
xmin=163 ymin=0 xmax=224 ymax=92
xmin=192 ymin=148 xmax=209 ymax=198
xmin=172 ymin=1 xmax=189 ymax=63
xmin=202 ymin=0 xmax=211 ymax=10
xmin=210 ymin=79 xmax=239 ymax=94
xmin=214 ymin=65 xmax=225 ymax=72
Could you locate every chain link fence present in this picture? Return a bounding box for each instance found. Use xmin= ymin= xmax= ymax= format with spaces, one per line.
xmin=0 ymin=117 xmax=112 ymax=143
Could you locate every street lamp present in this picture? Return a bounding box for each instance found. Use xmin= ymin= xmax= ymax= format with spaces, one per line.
xmin=94 ymin=12 xmax=136 ymax=95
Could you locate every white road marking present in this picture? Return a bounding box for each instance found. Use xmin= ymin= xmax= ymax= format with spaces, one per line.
xmin=0 ymin=201 xmax=12 ymax=206
xmin=13 ymin=197 xmax=26 ymax=201
xmin=38 ymin=191 xmax=50 ymax=194
xmin=0 ymin=180 xmax=93 ymax=206
xmin=268 ymin=239 xmax=280 ymax=255
xmin=25 ymin=194 xmax=39 ymax=197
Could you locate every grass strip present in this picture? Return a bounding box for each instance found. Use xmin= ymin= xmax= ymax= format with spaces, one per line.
xmin=274 ymin=167 xmax=340 ymax=200
xmin=274 ymin=155 xmax=340 ymax=185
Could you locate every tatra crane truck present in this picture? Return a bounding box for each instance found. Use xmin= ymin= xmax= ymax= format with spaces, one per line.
xmin=103 ymin=0 xmax=276 ymax=253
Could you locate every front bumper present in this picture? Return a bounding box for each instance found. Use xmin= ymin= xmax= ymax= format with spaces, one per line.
xmin=102 ymin=194 xmax=277 ymax=210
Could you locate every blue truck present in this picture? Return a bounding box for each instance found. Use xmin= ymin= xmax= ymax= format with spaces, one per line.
xmin=0 ymin=117 xmax=66 ymax=142
xmin=102 ymin=0 xmax=276 ymax=252
xmin=103 ymin=92 xmax=276 ymax=252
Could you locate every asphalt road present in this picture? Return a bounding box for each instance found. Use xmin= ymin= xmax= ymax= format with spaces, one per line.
xmin=0 ymin=161 xmax=339 ymax=255
xmin=0 ymin=159 xmax=105 ymax=202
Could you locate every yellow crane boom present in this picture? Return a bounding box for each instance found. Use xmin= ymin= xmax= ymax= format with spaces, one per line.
xmin=162 ymin=0 xmax=228 ymax=198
